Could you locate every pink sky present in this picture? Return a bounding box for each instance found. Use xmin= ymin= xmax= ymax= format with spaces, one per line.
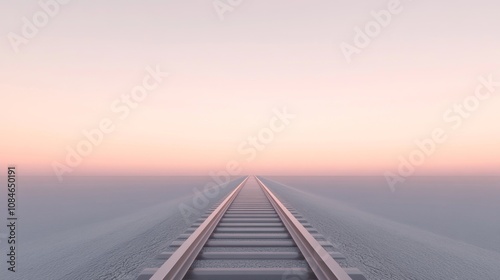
xmin=1 ymin=0 xmax=499 ymax=177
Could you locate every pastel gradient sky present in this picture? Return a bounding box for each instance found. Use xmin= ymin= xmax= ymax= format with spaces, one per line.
xmin=1 ymin=0 xmax=499 ymax=176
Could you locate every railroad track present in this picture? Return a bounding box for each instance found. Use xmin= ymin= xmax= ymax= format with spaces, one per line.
xmin=138 ymin=176 xmax=366 ymax=280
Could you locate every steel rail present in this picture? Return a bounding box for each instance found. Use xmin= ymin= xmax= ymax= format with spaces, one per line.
xmin=149 ymin=177 xmax=248 ymax=280
xmin=256 ymin=176 xmax=353 ymax=280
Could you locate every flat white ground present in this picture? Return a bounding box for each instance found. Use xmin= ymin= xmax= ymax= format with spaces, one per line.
xmin=0 ymin=176 xmax=240 ymax=280
xmin=263 ymin=176 xmax=500 ymax=280
xmin=1 ymin=176 xmax=499 ymax=279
